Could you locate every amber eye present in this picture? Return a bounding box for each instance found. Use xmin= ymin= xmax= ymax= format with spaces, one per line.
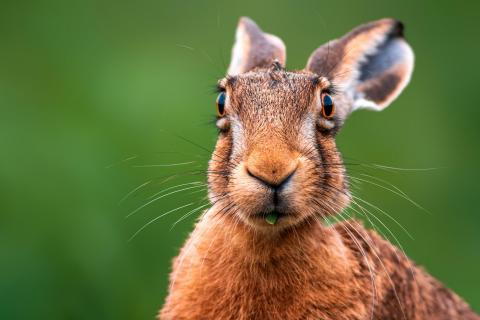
xmin=321 ymin=93 xmax=335 ymax=119
xmin=216 ymin=92 xmax=226 ymax=117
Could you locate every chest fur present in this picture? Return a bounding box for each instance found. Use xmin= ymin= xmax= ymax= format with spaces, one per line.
xmin=160 ymin=221 xmax=370 ymax=320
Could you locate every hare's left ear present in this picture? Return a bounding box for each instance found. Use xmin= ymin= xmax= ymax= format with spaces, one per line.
xmin=228 ymin=17 xmax=286 ymax=75
xmin=306 ymin=19 xmax=414 ymax=112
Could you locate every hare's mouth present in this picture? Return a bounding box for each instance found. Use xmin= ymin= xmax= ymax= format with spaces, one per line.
xmin=227 ymin=161 xmax=311 ymax=229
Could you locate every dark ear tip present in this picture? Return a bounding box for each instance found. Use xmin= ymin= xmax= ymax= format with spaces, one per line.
xmin=392 ymin=20 xmax=405 ymax=38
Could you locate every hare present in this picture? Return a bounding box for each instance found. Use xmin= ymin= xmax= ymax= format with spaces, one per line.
xmin=159 ymin=17 xmax=479 ymax=320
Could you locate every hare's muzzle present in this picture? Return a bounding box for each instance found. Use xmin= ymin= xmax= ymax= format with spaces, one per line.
xmin=229 ymin=146 xmax=303 ymax=227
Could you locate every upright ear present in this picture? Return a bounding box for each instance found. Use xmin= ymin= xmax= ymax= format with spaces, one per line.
xmin=227 ymin=17 xmax=286 ymax=75
xmin=306 ymin=19 xmax=414 ymax=111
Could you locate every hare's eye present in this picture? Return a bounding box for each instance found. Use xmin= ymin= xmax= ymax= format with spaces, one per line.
xmin=321 ymin=93 xmax=335 ymax=119
xmin=216 ymin=92 xmax=226 ymax=117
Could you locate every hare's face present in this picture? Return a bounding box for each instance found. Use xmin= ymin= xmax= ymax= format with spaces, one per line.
xmin=207 ymin=17 xmax=414 ymax=230
xmin=208 ymin=69 xmax=349 ymax=228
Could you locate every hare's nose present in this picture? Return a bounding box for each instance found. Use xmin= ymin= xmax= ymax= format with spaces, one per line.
xmin=246 ymin=155 xmax=298 ymax=189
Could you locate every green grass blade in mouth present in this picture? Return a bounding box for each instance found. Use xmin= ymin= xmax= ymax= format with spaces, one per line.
xmin=265 ymin=212 xmax=278 ymax=225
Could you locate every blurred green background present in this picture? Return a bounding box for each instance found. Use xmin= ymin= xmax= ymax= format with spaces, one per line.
xmin=1 ymin=0 xmax=479 ymax=318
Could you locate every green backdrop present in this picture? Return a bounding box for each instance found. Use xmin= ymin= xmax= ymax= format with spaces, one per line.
xmin=1 ymin=0 xmax=479 ymax=318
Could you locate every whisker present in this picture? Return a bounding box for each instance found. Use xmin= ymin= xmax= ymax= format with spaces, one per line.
xmin=365 ymin=163 xmax=443 ymax=172
xmin=118 ymin=180 xmax=152 ymax=205
xmin=358 ymin=173 xmax=409 ymax=197
xmin=184 ymin=188 xmax=208 ymax=197
xmin=126 ymin=184 xmax=206 ymax=218
xmin=128 ymin=203 xmax=194 ymax=241
xmin=349 ymin=175 xmax=429 ymax=214
xmin=326 ymin=214 xmax=377 ymax=320
xmin=170 ymin=202 xmax=211 ymax=230
xmin=146 ymin=181 xmax=205 ymax=200
xmin=105 ymin=155 xmax=138 ymax=169
xmin=351 ymin=195 xmax=414 ymax=240
xmin=170 ymin=205 xmax=219 ymax=291
xmin=132 ymin=161 xmax=197 ymax=168
xmin=336 ymin=210 xmax=408 ymax=320
xmin=349 ymin=197 xmax=419 ymax=288
xmin=171 ymin=132 xmax=230 ymax=163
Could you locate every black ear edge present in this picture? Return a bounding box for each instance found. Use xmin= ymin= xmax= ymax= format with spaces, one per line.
xmin=354 ymin=31 xmax=414 ymax=111
xmin=389 ymin=19 xmax=405 ymax=38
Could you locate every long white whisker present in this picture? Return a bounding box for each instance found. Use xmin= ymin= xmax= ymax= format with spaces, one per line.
xmin=170 ymin=202 xmax=211 ymax=230
xmin=170 ymin=205 xmax=218 ymax=291
xmin=350 ymin=175 xmax=429 ymax=214
xmin=358 ymin=173 xmax=409 ymax=197
xmin=118 ymin=180 xmax=152 ymax=205
xmin=146 ymin=181 xmax=205 ymax=200
xmin=105 ymin=155 xmax=138 ymax=169
xmin=327 ymin=213 xmax=377 ymax=320
xmin=365 ymin=163 xmax=443 ymax=172
xmin=352 ymin=195 xmax=414 ymax=240
xmin=132 ymin=161 xmax=197 ymax=168
xmin=349 ymin=198 xmax=419 ymax=288
xmin=322 ymin=194 xmax=406 ymax=320
xmin=126 ymin=184 xmax=206 ymax=218
xmin=336 ymin=209 xmax=407 ymax=320
xmin=128 ymin=203 xmax=194 ymax=241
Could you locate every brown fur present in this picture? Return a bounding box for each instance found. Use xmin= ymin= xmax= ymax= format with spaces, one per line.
xmin=161 ymin=214 xmax=477 ymax=319
xmin=159 ymin=18 xmax=479 ymax=319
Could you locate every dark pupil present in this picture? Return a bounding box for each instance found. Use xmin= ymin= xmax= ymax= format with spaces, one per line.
xmin=323 ymin=95 xmax=333 ymax=116
xmin=217 ymin=92 xmax=225 ymax=115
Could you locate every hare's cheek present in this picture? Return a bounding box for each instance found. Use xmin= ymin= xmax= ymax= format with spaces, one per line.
xmin=208 ymin=134 xmax=234 ymax=193
xmin=280 ymin=159 xmax=318 ymax=204
xmin=229 ymin=120 xmax=247 ymax=159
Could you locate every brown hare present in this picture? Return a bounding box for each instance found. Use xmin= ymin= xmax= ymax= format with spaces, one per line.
xmin=159 ymin=17 xmax=479 ymax=320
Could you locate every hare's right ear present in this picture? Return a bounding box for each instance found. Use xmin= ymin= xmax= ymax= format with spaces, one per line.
xmin=227 ymin=17 xmax=286 ymax=75
xmin=306 ymin=19 xmax=414 ymax=112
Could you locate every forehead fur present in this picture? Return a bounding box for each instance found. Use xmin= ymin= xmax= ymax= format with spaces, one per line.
xmin=226 ymin=69 xmax=320 ymax=122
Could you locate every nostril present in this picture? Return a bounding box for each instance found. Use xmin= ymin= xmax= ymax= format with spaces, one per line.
xmin=276 ymin=168 xmax=296 ymax=189
xmin=246 ymin=167 xmax=262 ymax=182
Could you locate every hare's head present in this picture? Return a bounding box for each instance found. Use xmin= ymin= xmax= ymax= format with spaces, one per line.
xmin=208 ymin=17 xmax=414 ymax=230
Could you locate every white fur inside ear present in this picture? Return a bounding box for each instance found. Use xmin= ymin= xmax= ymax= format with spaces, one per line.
xmin=227 ymin=17 xmax=287 ymax=75
xmin=353 ymin=39 xmax=414 ymax=112
xmin=352 ymin=98 xmax=383 ymax=111
xmin=228 ymin=23 xmax=249 ymax=75
xmin=379 ymin=40 xmax=414 ymax=108
xmin=265 ymin=34 xmax=286 ymax=65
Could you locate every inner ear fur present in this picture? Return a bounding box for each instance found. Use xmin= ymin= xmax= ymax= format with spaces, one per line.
xmin=306 ymin=19 xmax=414 ymax=112
xmin=227 ymin=17 xmax=286 ymax=75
